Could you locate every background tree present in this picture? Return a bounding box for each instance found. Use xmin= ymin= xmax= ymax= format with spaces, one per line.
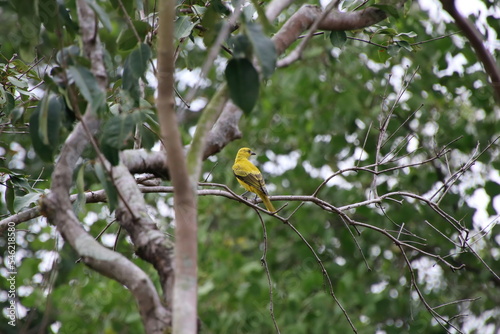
xmin=1 ymin=0 xmax=499 ymax=333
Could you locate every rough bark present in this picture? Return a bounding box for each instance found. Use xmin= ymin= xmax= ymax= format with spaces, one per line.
xmin=41 ymin=1 xmax=171 ymax=332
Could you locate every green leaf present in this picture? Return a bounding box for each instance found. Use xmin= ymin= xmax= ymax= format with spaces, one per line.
xmin=387 ymin=45 xmax=400 ymax=57
xmin=245 ymin=21 xmax=276 ymax=79
xmin=200 ymin=4 xmax=223 ymax=47
xmin=123 ymin=44 xmax=151 ymax=82
xmin=175 ymin=16 xmax=198 ymax=40
xmin=138 ymin=123 xmax=157 ymax=150
xmin=37 ymin=0 xmax=59 ymax=32
xmin=372 ymin=4 xmax=400 ymax=19
xmin=249 ymin=0 xmax=273 ymax=32
xmin=29 ymin=96 xmax=62 ymax=162
xmin=10 ymin=59 xmax=30 ymax=72
xmin=9 ymin=175 xmax=32 ymax=191
xmin=5 ymin=179 xmax=15 ymax=214
xmin=110 ymin=0 xmax=134 ymax=15
xmin=192 ymin=5 xmax=207 ymax=16
xmin=117 ymin=21 xmax=151 ymax=51
xmin=228 ymin=34 xmax=252 ymax=59
xmin=73 ymin=164 xmax=87 ymax=213
xmin=396 ymin=31 xmax=417 ymax=40
xmin=485 ymin=181 xmax=500 ymax=216
xmin=225 ymin=58 xmax=260 ymax=115
xmin=86 ymin=0 xmax=113 ymax=31
xmin=67 ymin=65 xmax=105 ymax=114
xmin=0 ymin=86 xmax=6 ymax=105
xmin=17 ymin=258 xmax=42 ymax=282
xmin=2 ymin=91 xmax=16 ymax=116
xmin=122 ymin=44 xmax=152 ymax=104
xmin=374 ymin=27 xmax=398 ymax=37
xmin=395 ymin=40 xmax=413 ymax=52
xmin=329 ymin=30 xmax=347 ymax=48
xmin=101 ymin=141 xmax=120 ymax=166
xmin=377 ymin=48 xmax=391 ymax=63
xmin=211 ymin=0 xmax=230 ymax=15
xmin=94 ymin=163 xmax=118 ymax=211
xmin=58 ymin=3 xmax=79 ymax=37
xmin=101 ymin=114 xmax=138 ymax=149
xmin=44 ymin=96 xmax=62 ymax=146
xmin=14 ymin=192 xmax=41 ymax=212
xmin=38 ymin=95 xmax=51 ymax=145
xmin=8 ymin=75 xmax=29 ymax=89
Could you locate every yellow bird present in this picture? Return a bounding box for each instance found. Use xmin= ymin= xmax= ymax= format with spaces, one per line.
xmin=232 ymin=147 xmax=276 ymax=212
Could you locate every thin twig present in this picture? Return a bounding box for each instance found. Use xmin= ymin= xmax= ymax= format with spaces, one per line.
xmin=398 ymin=245 xmax=464 ymax=333
xmin=285 ymin=220 xmax=358 ymax=333
xmin=256 ymin=209 xmax=280 ymax=333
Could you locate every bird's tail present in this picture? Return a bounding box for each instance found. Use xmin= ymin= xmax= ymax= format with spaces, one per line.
xmin=259 ymin=194 xmax=276 ymax=212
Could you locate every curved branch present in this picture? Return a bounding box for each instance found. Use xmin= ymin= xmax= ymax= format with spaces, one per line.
xmin=441 ymin=0 xmax=500 ymax=101
xmin=272 ymin=4 xmax=387 ymax=56
xmin=121 ymin=149 xmax=170 ymax=179
xmin=112 ymin=164 xmax=174 ymax=303
xmin=40 ymin=1 xmax=171 ymax=332
xmin=440 ymin=0 xmax=500 ymax=101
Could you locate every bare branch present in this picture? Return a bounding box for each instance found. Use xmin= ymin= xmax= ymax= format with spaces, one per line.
xmin=112 ymin=164 xmax=174 ymax=302
xmin=256 ymin=209 xmax=281 ymax=333
xmin=273 ymin=5 xmax=387 ymax=56
xmin=398 ymin=245 xmax=464 ymax=333
xmin=284 ymin=221 xmax=358 ymax=333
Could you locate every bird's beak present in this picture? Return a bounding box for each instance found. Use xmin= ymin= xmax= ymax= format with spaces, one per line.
xmin=251 ymin=151 xmax=256 ymax=155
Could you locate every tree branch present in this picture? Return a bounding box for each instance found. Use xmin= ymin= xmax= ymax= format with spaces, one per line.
xmin=441 ymin=0 xmax=500 ymax=101
xmin=157 ymin=1 xmax=198 ymax=332
xmin=112 ymin=164 xmax=174 ymax=303
xmin=39 ymin=1 xmax=171 ymax=333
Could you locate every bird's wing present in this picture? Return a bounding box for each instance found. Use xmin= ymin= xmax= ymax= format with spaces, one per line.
xmin=233 ymin=162 xmax=268 ymax=195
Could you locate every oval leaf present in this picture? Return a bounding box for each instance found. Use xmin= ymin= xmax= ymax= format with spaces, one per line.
xmin=101 ymin=115 xmax=135 ymax=149
xmin=68 ymin=65 xmax=105 ymax=114
xmin=330 ymin=30 xmax=347 ymax=48
xmin=29 ymin=96 xmax=62 ymax=162
xmin=175 ymin=16 xmax=198 ymax=40
xmin=245 ymin=21 xmax=276 ymax=79
xmin=94 ymin=163 xmax=118 ymax=211
xmin=86 ymin=0 xmax=113 ymax=31
xmin=225 ymin=58 xmax=259 ymax=115
xmin=122 ymin=43 xmax=152 ymax=104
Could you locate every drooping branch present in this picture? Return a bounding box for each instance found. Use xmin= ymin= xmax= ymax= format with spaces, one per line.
xmin=441 ymin=0 xmax=500 ymax=101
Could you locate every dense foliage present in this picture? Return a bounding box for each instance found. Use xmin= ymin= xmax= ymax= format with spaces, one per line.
xmin=0 ymin=0 xmax=499 ymax=333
